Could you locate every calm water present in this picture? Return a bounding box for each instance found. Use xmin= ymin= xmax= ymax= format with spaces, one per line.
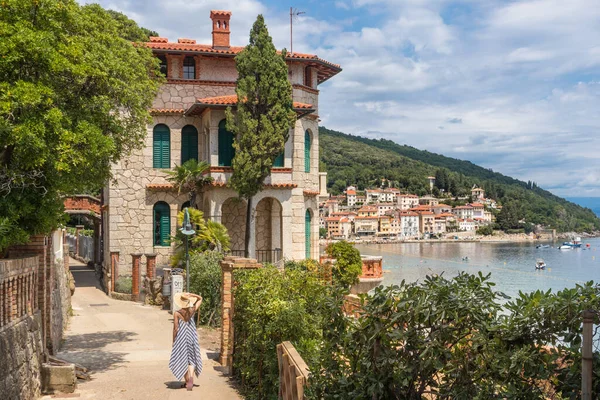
xmin=355 ymin=238 xmax=600 ymax=299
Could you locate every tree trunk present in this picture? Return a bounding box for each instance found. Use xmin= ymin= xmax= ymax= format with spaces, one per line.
xmin=244 ymin=196 xmax=253 ymax=258
xmin=190 ymin=190 xmax=197 ymax=209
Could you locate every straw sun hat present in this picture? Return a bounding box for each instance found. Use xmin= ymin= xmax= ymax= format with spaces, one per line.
xmin=173 ymin=292 xmax=198 ymax=309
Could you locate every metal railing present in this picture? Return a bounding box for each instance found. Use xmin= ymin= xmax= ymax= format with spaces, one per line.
xmin=227 ymin=249 xmax=283 ymax=264
xmin=66 ymin=234 xmax=95 ymax=262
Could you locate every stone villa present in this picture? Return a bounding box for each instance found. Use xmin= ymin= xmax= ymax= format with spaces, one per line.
xmin=102 ymin=10 xmax=341 ymax=268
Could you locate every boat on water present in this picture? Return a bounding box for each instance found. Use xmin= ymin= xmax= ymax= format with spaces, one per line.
xmin=558 ymin=237 xmax=583 ymax=249
xmin=536 ymin=244 xmax=551 ymax=249
xmin=559 ymin=244 xmax=573 ymax=250
xmin=535 ymin=259 xmax=546 ymax=270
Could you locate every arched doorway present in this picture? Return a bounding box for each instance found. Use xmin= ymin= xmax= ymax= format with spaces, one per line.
xmin=255 ymin=197 xmax=283 ymax=263
xmin=221 ymin=197 xmax=247 ymax=255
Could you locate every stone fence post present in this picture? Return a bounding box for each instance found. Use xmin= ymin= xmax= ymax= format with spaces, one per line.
xmin=74 ymin=225 xmax=84 ymax=257
xmin=110 ymin=252 xmax=119 ymax=293
xmin=145 ymin=254 xmax=157 ymax=280
xmin=131 ymin=253 xmax=142 ymax=301
xmin=220 ymin=256 xmax=262 ymax=371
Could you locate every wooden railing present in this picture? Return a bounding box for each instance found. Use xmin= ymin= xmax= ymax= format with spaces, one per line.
xmin=277 ymin=341 xmax=310 ymax=400
xmin=0 ymin=256 xmax=38 ymax=328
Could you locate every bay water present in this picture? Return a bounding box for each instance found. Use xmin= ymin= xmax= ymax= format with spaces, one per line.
xmin=355 ymin=238 xmax=600 ymax=299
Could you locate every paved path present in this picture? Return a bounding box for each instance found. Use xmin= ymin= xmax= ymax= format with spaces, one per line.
xmin=43 ymin=258 xmax=242 ymax=399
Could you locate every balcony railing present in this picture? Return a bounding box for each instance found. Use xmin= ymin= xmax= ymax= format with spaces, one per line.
xmin=227 ymin=249 xmax=283 ymax=264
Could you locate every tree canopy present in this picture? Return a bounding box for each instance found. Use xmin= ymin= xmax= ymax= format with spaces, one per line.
xmin=226 ymin=14 xmax=296 ymax=256
xmin=0 ymin=0 xmax=162 ymax=252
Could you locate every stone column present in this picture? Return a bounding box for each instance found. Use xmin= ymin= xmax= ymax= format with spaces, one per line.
xmin=219 ymin=256 xmax=262 ymax=372
xmin=145 ymin=254 xmax=157 ymax=280
xmin=131 ymin=253 xmax=142 ymax=300
xmin=110 ymin=251 xmax=119 ymax=293
xmin=75 ymin=225 xmax=84 ymax=257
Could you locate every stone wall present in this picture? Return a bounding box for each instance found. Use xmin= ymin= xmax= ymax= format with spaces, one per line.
xmin=221 ymin=197 xmax=247 ymax=252
xmin=50 ymin=259 xmax=72 ymax=354
xmin=0 ymin=312 xmax=45 ymax=399
xmin=152 ymin=83 xmax=235 ymax=109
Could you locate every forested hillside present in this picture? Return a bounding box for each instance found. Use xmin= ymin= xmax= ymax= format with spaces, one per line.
xmin=319 ymin=127 xmax=600 ymax=232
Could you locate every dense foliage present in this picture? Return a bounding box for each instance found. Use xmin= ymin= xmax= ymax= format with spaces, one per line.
xmin=320 ymin=127 xmax=600 ymax=232
xmin=325 ymin=241 xmax=363 ymax=288
xmin=307 ymin=273 xmax=600 ymax=399
xmin=226 ymin=15 xmax=296 ymax=256
xmin=188 ymin=250 xmax=223 ymax=327
xmin=0 ymin=0 xmax=162 ymax=252
xmin=166 ymin=160 xmax=213 ymax=209
xmin=233 ymin=266 xmax=332 ymax=400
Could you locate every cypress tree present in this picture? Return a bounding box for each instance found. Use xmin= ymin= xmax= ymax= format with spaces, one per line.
xmin=226 ymin=15 xmax=296 ymax=257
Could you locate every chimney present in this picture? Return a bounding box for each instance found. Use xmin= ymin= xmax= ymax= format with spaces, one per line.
xmin=210 ymin=10 xmax=232 ymax=49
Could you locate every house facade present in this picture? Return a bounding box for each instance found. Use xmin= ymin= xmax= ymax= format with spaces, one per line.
xmin=102 ymin=10 xmax=341 ymax=267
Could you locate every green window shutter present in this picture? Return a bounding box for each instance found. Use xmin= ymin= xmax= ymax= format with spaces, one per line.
xmin=181 ymin=125 xmax=198 ymax=163
xmin=304 ymin=130 xmax=311 ymax=173
xmin=305 ymin=209 xmax=311 ymax=259
xmin=153 ymin=202 xmax=170 ymax=246
xmin=273 ymin=152 xmax=284 ymax=167
xmin=218 ymin=119 xmax=235 ymax=167
xmin=153 ymin=124 xmax=170 ymax=168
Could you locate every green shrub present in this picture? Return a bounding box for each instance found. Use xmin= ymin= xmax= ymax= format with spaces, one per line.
xmin=114 ymin=276 xmax=132 ymax=294
xmin=308 ymin=275 xmax=600 ymax=399
xmin=325 ymin=241 xmax=362 ymax=288
xmin=188 ymin=250 xmax=223 ymax=327
xmin=233 ymin=266 xmax=331 ymax=400
xmin=476 ymin=224 xmax=494 ymax=236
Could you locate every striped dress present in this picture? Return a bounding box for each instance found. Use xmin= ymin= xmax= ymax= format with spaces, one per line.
xmin=169 ymin=311 xmax=203 ymax=380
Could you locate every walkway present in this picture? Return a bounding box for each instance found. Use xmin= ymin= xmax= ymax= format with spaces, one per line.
xmin=43 ymin=258 xmax=242 ymax=399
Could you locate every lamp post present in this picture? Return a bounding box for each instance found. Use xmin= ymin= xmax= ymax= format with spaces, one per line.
xmin=180 ymin=208 xmax=196 ymax=292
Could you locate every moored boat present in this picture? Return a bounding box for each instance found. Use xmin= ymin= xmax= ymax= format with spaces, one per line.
xmin=535 ymin=259 xmax=546 ymax=270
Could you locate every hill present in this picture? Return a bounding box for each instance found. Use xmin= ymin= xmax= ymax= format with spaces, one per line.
xmin=319 ymin=127 xmax=600 ymax=233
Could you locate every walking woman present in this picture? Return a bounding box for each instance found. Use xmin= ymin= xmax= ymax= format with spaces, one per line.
xmin=169 ymin=292 xmax=203 ymax=391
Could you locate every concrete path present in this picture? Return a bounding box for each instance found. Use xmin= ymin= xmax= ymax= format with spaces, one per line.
xmin=43 ymin=258 xmax=242 ymax=399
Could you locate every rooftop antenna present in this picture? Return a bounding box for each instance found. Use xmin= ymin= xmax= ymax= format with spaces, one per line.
xmin=290 ymin=7 xmax=305 ymax=55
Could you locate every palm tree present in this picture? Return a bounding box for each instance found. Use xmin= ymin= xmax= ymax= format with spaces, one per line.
xmin=166 ymin=160 xmax=212 ymax=209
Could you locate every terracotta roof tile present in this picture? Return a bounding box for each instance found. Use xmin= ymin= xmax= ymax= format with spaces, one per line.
xmin=149 ymin=108 xmax=186 ymax=115
xmin=303 ymin=189 xmax=320 ymax=196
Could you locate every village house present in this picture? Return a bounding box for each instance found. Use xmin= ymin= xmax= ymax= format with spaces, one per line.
xmin=434 ymin=217 xmax=447 ymax=234
xmin=470 ymin=203 xmax=485 ymax=219
xmin=326 ymin=216 xmax=352 ymax=240
xmin=346 ymin=187 xmax=357 ymax=207
xmin=418 ymin=211 xmax=435 ymax=235
xmin=398 ymin=211 xmax=420 ymax=239
xmin=432 ymin=204 xmax=452 ymax=215
xmin=354 ymin=216 xmax=379 ymax=237
xmin=357 ymin=205 xmax=378 ymax=218
xmin=377 ymin=203 xmax=396 ymax=217
xmin=378 ymin=215 xmax=393 ymax=236
xmin=364 ymin=189 xmax=382 ymax=204
xmin=453 ymin=205 xmax=474 ymax=220
xmin=471 ymin=185 xmax=485 ymax=200
xmin=102 ymin=10 xmax=342 ymax=267
xmin=458 ymin=218 xmax=476 ymax=231
xmin=397 ymin=194 xmax=419 ymax=210
xmin=419 ymin=195 xmax=439 ymax=206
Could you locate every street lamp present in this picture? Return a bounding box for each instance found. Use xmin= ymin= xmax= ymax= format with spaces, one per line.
xmin=180 ymin=207 xmax=196 ymax=292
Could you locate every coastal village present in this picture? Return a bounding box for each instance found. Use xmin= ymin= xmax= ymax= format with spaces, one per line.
xmin=3 ymin=3 xmax=600 ymax=400
xmin=321 ymin=182 xmax=497 ymax=240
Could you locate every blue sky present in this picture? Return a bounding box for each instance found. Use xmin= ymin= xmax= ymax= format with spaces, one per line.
xmin=81 ymin=0 xmax=600 ymax=197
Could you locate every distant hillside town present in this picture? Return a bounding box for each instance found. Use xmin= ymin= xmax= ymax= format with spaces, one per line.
xmin=320 ymin=179 xmax=499 ymax=240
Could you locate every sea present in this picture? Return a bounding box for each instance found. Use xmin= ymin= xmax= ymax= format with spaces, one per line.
xmin=355 ymin=238 xmax=600 ymax=299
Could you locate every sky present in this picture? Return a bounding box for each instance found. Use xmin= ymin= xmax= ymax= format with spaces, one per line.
xmin=80 ymin=0 xmax=600 ymax=197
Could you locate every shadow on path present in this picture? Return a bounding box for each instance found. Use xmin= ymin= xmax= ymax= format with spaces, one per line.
xmin=60 ymin=330 xmax=137 ymax=373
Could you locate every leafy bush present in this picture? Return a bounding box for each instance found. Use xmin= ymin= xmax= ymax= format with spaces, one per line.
xmin=114 ymin=276 xmax=132 ymax=294
xmin=233 ymin=266 xmax=331 ymax=400
xmin=325 ymin=241 xmax=362 ymax=288
xmin=476 ymin=224 xmax=494 ymax=236
xmin=308 ymin=274 xmax=600 ymax=399
xmin=188 ymin=250 xmax=223 ymax=327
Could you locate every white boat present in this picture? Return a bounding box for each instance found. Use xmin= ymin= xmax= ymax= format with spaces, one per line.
xmin=535 ymin=259 xmax=546 ymax=270
xmin=559 ymin=244 xmax=573 ymax=250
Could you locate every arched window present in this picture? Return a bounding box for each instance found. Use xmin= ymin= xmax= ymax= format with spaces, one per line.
xmin=181 ymin=125 xmax=198 ymax=163
xmin=273 ymin=151 xmax=284 ymax=167
xmin=218 ymin=119 xmax=235 ymax=167
xmin=153 ymin=202 xmax=170 ymax=246
xmin=304 ymin=130 xmax=311 ymax=173
xmin=305 ymin=209 xmax=312 ymax=259
xmin=181 ymin=201 xmax=191 ymax=211
xmin=158 ymin=55 xmax=168 ymax=77
xmin=183 ymin=56 xmax=195 ymax=80
xmin=153 ymin=124 xmax=170 ymax=168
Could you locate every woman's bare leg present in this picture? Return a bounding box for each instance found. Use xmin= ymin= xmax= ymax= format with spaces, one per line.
xmin=188 ymin=365 xmax=195 ymax=380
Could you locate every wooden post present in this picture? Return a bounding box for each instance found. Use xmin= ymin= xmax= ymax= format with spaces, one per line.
xmin=131 ymin=253 xmax=142 ymax=301
xmin=583 ymin=310 xmax=594 ymax=400
xmin=110 ymin=251 xmax=119 ymax=293
xmin=145 ymin=254 xmax=157 ymax=280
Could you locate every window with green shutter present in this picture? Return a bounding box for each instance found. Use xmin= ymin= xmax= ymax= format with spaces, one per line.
xmin=181 ymin=125 xmax=198 ymax=163
xmin=273 ymin=151 xmax=284 ymax=167
xmin=305 ymin=209 xmax=312 ymax=259
xmin=218 ymin=119 xmax=235 ymax=167
xmin=304 ymin=130 xmax=311 ymax=173
xmin=153 ymin=202 xmax=171 ymax=246
xmin=153 ymin=124 xmax=170 ymax=168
